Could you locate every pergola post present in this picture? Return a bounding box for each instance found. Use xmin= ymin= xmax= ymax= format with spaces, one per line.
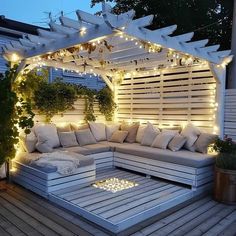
xmin=209 ymin=63 xmax=226 ymax=138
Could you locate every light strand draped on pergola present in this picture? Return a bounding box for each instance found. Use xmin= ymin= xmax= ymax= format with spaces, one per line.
xmin=1 ymin=2 xmax=233 ymax=137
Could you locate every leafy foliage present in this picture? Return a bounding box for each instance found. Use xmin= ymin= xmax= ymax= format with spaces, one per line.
xmin=74 ymin=85 xmax=97 ymax=122
xmin=0 ymin=65 xmax=35 ymax=166
xmin=34 ymin=79 xmax=77 ymax=123
xmin=213 ymin=136 xmax=236 ymax=170
xmin=97 ymin=86 xmax=117 ymax=121
xmin=91 ymin=0 xmax=233 ymax=49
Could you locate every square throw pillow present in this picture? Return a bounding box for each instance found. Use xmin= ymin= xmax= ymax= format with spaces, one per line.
xmin=19 ymin=130 xmax=37 ymax=153
xmin=151 ymin=133 xmax=175 ymax=149
xmin=181 ymin=123 xmax=201 ymax=151
xmin=106 ymin=124 xmax=120 ymax=140
xmin=70 ymin=123 xmax=89 ymax=131
xmin=141 ymin=122 xmax=160 ymax=146
xmin=34 ymin=124 xmax=60 ymax=148
xmin=56 ymin=123 xmax=71 ymax=132
xmin=89 ymin=122 xmax=106 ymax=141
xmin=136 ymin=125 xmax=147 ymax=143
xmin=168 ymin=134 xmax=187 ymax=151
xmin=120 ymin=122 xmax=139 ymax=143
xmin=36 ymin=135 xmax=54 ymax=153
xmin=195 ymin=133 xmax=218 ymax=154
xmin=58 ymin=132 xmax=79 ymax=148
xmin=75 ymin=129 xmax=97 ymax=146
xmin=109 ymin=130 xmax=128 ymax=143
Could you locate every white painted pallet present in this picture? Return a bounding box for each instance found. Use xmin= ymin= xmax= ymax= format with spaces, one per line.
xmin=11 ymin=161 xmax=96 ymax=198
xmin=114 ymin=152 xmax=214 ymax=189
xmin=49 ymin=169 xmax=209 ymax=233
xmin=117 ymin=65 xmax=216 ymax=132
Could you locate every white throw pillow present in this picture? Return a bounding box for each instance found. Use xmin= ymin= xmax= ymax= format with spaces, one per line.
xmin=141 ymin=122 xmax=160 ymax=146
xmin=34 ymin=124 xmax=60 ymax=148
xmin=151 ymin=133 xmax=175 ymax=149
xmin=106 ymin=124 xmax=120 ymax=140
xmin=89 ymin=122 xmax=106 ymax=141
xmin=136 ymin=125 xmax=147 ymax=143
xmin=181 ymin=123 xmax=201 ymax=151
xmin=19 ymin=130 xmax=37 ymax=153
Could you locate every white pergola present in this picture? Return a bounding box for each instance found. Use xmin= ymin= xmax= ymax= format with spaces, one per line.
xmin=2 ymin=2 xmax=233 ymax=136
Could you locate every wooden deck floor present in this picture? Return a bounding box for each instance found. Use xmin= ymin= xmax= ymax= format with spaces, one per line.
xmin=50 ymin=169 xmax=195 ymax=233
xmin=0 ymin=181 xmax=235 ymax=236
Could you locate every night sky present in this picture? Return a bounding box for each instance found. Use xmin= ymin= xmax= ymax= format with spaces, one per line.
xmin=1 ymin=0 xmax=101 ymax=27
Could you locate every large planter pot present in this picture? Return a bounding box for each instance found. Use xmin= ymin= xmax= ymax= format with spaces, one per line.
xmin=214 ymin=167 xmax=236 ymax=205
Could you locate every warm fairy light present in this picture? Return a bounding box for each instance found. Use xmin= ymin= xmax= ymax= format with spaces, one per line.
xmin=80 ymin=27 xmax=87 ymax=35
xmin=11 ymin=53 xmax=19 ymax=62
xmin=92 ymin=178 xmax=139 ymax=193
xmin=10 ymin=167 xmax=17 ymax=173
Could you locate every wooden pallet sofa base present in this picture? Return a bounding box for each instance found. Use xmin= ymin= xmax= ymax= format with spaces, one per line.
xmin=10 ymin=142 xmax=215 ymax=197
xmin=11 ymin=160 xmax=96 ymax=198
xmin=114 ymin=152 xmax=214 ymax=190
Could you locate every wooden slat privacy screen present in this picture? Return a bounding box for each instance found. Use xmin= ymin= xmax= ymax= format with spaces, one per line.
xmin=116 ymin=65 xmax=216 ymax=132
xmin=34 ymin=99 xmax=105 ymax=124
xmin=224 ymin=89 xmax=236 ymax=141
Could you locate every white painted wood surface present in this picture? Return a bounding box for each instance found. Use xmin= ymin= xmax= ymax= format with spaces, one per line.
xmin=49 ymin=168 xmax=207 ymax=233
xmin=11 ymin=161 xmax=96 ymax=197
xmin=114 ymin=153 xmax=214 ymax=189
xmin=116 ymin=64 xmax=217 ymax=132
xmin=224 ymin=89 xmax=236 ymax=140
xmin=34 ymin=98 xmax=105 ymax=124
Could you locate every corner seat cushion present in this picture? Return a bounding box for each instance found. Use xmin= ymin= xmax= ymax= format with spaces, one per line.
xmin=83 ymin=143 xmax=111 ymax=154
xmin=115 ymin=143 xmax=215 ymax=168
xmin=15 ymin=150 xmax=94 ymax=174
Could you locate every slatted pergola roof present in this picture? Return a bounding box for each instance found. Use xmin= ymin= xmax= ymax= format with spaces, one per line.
xmin=2 ymin=2 xmax=232 ymax=90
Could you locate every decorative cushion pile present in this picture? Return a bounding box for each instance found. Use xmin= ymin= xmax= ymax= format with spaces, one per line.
xmin=19 ymin=121 xmax=217 ymax=154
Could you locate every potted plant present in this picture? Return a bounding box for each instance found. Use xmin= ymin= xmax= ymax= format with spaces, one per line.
xmin=212 ymin=136 xmax=236 ymax=204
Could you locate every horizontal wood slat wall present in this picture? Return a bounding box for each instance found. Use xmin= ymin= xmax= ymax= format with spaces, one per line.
xmin=224 ymin=89 xmax=236 ymax=141
xmin=116 ymin=65 xmax=216 ymax=132
xmin=34 ymin=98 xmax=105 ymax=124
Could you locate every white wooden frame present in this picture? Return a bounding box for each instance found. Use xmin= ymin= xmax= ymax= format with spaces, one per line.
xmin=2 ymin=2 xmax=231 ymax=136
xmin=11 ymin=160 xmax=96 ymax=198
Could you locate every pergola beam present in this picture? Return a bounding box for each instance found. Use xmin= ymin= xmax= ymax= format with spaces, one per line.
xmin=39 ymin=60 xmax=114 ymax=91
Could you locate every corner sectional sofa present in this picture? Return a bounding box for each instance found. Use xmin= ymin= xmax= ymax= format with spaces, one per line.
xmin=12 ymin=137 xmax=215 ymax=198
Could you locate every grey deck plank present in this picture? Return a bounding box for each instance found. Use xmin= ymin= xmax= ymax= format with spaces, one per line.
xmin=107 ymin=186 xmax=187 ymax=222
xmin=0 ymin=195 xmax=44 ymax=236
xmin=6 ymin=186 xmax=92 ymax=236
xmin=218 ymin=219 xmax=236 ymax=236
xmin=90 ymin=181 xmax=167 ymax=213
xmin=148 ymin=200 xmax=218 ymax=236
xmin=0 ymin=213 xmax=25 ymax=236
xmin=6 ymin=182 xmax=109 ymax=236
xmin=0 ymin=192 xmax=74 ymax=236
xmin=201 ymin=209 xmax=236 ymax=236
xmin=131 ymin=197 xmax=212 ymax=236
xmin=170 ymin=203 xmax=230 ymax=236
xmin=2 ymin=180 xmax=235 ymax=236
xmin=66 ymin=173 xmax=142 ymax=202
xmin=72 ymin=176 xmax=147 ymax=206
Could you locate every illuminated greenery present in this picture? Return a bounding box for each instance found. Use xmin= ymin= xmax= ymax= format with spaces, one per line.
xmin=0 ymin=65 xmax=35 ymax=166
xmin=34 ymin=79 xmax=78 ymax=123
xmin=97 ymin=86 xmax=116 ymax=121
